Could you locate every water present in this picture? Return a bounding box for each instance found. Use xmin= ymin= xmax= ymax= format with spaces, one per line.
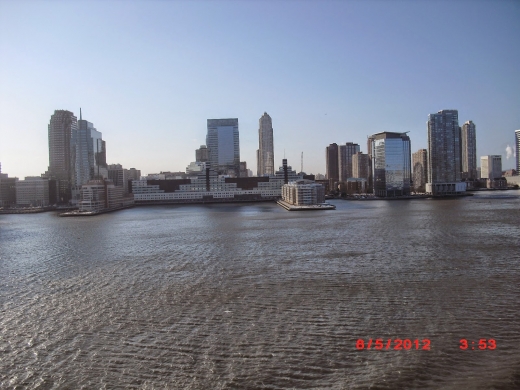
xmin=1 ymin=191 xmax=519 ymax=389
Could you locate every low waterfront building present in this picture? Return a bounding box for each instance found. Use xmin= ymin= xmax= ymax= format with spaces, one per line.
xmin=339 ymin=178 xmax=367 ymax=195
xmin=282 ymin=180 xmax=325 ymax=205
xmin=0 ymin=169 xmax=17 ymax=208
xmin=15 ymin=177 xmax=50 ymax=207
xmin=79 ymin=179 xmax=133 ymax=212
xmin=131 ymin=159 xmax=302 ymax=204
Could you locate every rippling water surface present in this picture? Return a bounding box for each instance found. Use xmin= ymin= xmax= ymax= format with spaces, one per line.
xmin=1 ymin=191 xmax=519 ymax=389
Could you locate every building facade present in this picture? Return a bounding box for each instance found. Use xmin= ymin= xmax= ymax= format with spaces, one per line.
xmin=131 ymin=159 xmax=303 ymax=204
xmin=47 ymin=110 xmax=78 ymax=202
xmin=427 ymin=109 xmax=464 ymax=195
xmin=461 ymin=120 xmax=477 ymax=180
xmin=108 ymin=164 xmax=125 ymax=187
xmin=325 ymin=143 xmax=339 ymax=183
xmin=515 ymin=130 xmax=520 ymax=175
xmin=195 ymin=145 xmax=209 ymax=162
xmin=338 ymin=142 xmax=360 ymax=182
xmin=79 ymin=179 xmax=130 ymax=212
xmin=352 ymin=152 xmax=369 ymax=181
xmin=257 ymin=112 xmax=275 ymax=176
xmin=206 ymin=118 xmax=240 ymax=176
xmin=282 ymin=180 xmax=325 ymax=205
xmin=0 ymin=169 xmax=17 ymax=208
xmin=369 ymin=132 xmax=411 ymax=197
xmin=480 ymin=155 xmax=502 ymax=179
xmin=412 ymin=149 xmax=428 ymax=193
xmin=15 ymin=177 xmax=50 ymax=207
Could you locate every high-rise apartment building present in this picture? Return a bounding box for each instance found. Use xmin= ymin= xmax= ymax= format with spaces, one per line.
xmin=369 ymin=132 xmax=411 ymax=197
xmin=206 ymin=118 xmax=240 ymax=176
xmin=352 ymin=152 xmax=369 ymax=181
xmin=366 ymin=136 xmax=375 ymax=192
xmin=480 ymin=155 xmax=502 ymax=179
xmin=325 ymin=143 xmax=339 ymax=182
xmin=461 ymin=120 xmax=477 ymax=180
xmin=47 ymin=110 xmax=78 ymax=202
xmin=412 ymin=149 xmax=428 ymax=193
xmin=515 ymin=130 xmax=520 ymax=175
xmin=338 ymin=142 xmax=360 ymax=182
xmin=257 ymin=112 xmax=274 ymax=176
xmin=427 ymin=109 xmax=465 ymax=195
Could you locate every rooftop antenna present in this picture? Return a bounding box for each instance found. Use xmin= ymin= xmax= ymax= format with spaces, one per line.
xmin=284 ymin=149 xmax=285 ymax=159
xmin=301 ymin=151 xmax=303 ymax=173
xmin=80 ymin=107 xmax=82 ymax=121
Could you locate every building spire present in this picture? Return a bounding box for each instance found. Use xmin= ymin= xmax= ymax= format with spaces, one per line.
xmin=80 ymin=107 xmax=82 ymax=121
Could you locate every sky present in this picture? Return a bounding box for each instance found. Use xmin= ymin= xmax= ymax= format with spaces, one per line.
xmin=0 ymin=0 xmax=519 ymax=178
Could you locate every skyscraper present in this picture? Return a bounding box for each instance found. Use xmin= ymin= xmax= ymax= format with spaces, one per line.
xmin=206 ymin=118 xmax=240 ymax=176
xmin=325 ymin=143 xmax=339 ymax=182
xmin=47 ymin=110 xmax=78 ymax=202
xmin=338 ymin=142 xmax=360 ymax=182
xmin=515 ymin=130 xmax=520 ymax=175
xmin=461 ymin=120 xmax=477 ymax=180
xmin=412 ymin=149 xmax=428 ymax=193
xmin=352 ymin=152 xmax=369 ymax=181
xmin=427 ymin=109 xmax=465 ymax=195
xmin=75 ymin=110 xmax=107 ymax=186
xmin=257 ymin=112 xmax=274 ymax=176
xmin=369 ymin=132 xmax=411 ymax=197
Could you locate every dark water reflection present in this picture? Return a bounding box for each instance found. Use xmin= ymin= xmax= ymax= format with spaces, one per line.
xmin=1 ymin=191 xmax=519 ymax=389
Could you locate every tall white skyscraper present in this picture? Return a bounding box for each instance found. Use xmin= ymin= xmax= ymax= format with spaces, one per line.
xmin=206 ymin=118 xmax=240 ymax=176
xmin=257 ymin=112 xmax=274 ymax=176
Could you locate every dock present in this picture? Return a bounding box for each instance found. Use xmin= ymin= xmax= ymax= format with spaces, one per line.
xmin=277 ymin=200 xmax=336 ymax=211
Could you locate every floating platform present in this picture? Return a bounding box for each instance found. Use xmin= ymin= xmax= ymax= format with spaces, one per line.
xmin=58 ymin=204 xmax=134 ymax=217
xmin=277 ymin=200 xmax=336 ymax=211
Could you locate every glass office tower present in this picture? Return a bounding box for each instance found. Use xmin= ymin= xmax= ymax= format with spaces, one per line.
xmin=206 ymin=118 xmax=240 ymax=176
xmin=369 ymin=132 xmax=411 ymax=197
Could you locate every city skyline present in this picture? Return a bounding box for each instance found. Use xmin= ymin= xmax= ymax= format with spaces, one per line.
xmin=0 ymin=1 xmax=519 ymax=178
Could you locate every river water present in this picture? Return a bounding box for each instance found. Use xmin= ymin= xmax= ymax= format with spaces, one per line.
xmin=1 ymin=191 xmax=519 ymax=389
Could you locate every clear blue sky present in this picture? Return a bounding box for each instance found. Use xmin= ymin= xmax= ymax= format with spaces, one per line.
xmin=1 ymin=0 xmax=519 ymax=177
